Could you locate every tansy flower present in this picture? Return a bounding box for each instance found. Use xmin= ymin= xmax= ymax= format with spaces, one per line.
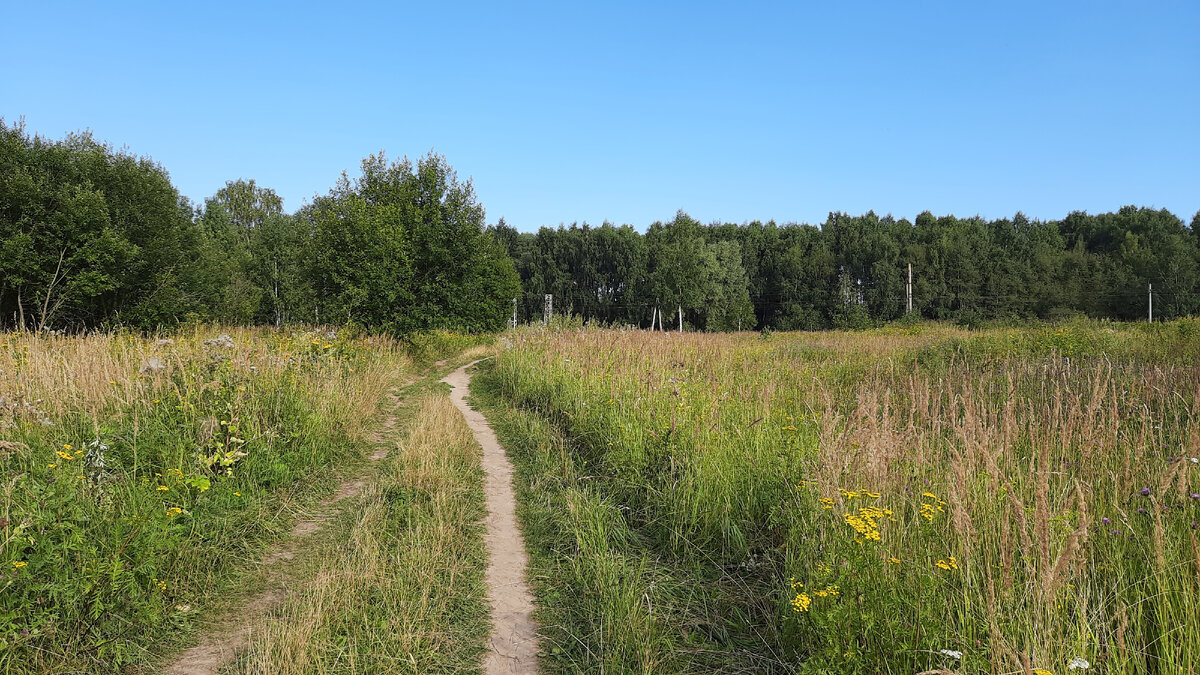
xmin=791 ymin=592 xmax=812 ymax=612
xmin=167 ymin=507 xmax=182 ymax=516
xmin=233 ymin=492 xmax=241 ymax=496
xmin=12 ymin=561 xmax=27 ymax=569
xmin=887 ymin=557 xmax=901 ymax=564
xmin=55 ymin=451 xmax=74 ymax=461
xmin=157 ymin=486 xmax=169 ymax=492
xmin=63 ymin=444 xmax=72 ymax=450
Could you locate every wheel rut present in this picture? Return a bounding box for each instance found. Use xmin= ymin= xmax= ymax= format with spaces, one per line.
xmin=162 ymin=388 xmax=402 ymax=675
xmin=443 ymin=362 xmax=539 ymax=674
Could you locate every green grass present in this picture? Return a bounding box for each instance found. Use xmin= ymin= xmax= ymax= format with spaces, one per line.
xmin=477 ymin=321 xmax=1200 ymax=674
xmin=226 ymin=387 xmax=491 ymax=674
xmin=0 ymin=328 xmax=488 ymax=672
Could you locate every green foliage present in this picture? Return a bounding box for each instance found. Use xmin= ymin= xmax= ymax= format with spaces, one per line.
xmin=0 ymin=120 xmax=198 ymax=330
xmin=308 ymin=152 xmax=520 ymax=334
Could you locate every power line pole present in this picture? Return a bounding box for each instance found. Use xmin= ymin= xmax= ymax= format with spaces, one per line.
xmin=511 ymin=297 xmax=517 ymax=329
xmin=907 ymin=263 xmax=913 ymax=314
xmin=1148 ymin=283 xmax=1153 ymax=323
xmin=678 ymin=304 xmax=683 ymax=332
xmin=544 ymin=294 xmax=553 ymax=325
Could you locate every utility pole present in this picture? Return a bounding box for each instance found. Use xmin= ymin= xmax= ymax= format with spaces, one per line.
xmin=650 ymin=306 xmax=657 ymax=331
xmin=1148 ymin=283 xmax=1153 ymax=323
xmin=544 ymin=294 xmax=553 ymax=325
xmin=907 ymin=263 xmax=913 ymax=314
xmin=511 ymin=297 xmax=518 ymax=329
xmin=678 ymin=304 xmax=683 ymax=332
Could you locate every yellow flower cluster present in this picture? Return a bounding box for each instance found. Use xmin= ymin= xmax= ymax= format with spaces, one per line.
xmin=818 ymin=497 xmax=835 ymax=510
xmin=935 ymin=556 xmax=959 ymax=571
xmin=843 ymin=505 xmax=893 ymax=542
xmin=920 ymin=492 xmax=947 ymax=521
xmin=789 ymin=578 xmax=838 ymax=613
xmin=166 ymin=507 xmax=182 ymax=517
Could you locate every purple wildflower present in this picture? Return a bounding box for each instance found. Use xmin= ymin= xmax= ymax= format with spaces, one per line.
xmin=1140 ymin=487 xmax=1151 ymax=496
xmin=1102 ymin=517 xmax=1112 ymax=525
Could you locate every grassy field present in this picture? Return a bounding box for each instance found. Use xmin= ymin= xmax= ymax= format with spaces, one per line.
xmin=478 ymin=320 xmax=1200 ymax=674
xmin=0 ymin=327 xmax=489 ymax=672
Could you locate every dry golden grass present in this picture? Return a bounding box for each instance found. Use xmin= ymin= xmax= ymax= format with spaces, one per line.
xmin=231 ymin=393 xmax=489 ymax=674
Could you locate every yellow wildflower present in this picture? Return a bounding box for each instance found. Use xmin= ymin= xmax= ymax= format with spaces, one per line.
xmin=166 ymin=507 xmax=182 ymax=517
xmin=12 ymin=561 xmax=27 ymax=569
xmin=887 ymin=557 xmax=900 ymax=564
xmin=156 ymin=485 xmax=169 ymax=492
xmin=818 ymin=497 xmax=835 ymax=510
xmin=863 ymin=491 xmax=881 ymax=498
xmin=791 ymin=592 xmax=812 ymax=612
xmin=55 ymin=451 xmax=74 ymax=461
xmin=63 ymin=443 xmax=73 ymax=450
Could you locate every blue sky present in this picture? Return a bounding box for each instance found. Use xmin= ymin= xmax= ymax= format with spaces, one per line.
xmin=3 ymin=1 xmax=1197 ymax=231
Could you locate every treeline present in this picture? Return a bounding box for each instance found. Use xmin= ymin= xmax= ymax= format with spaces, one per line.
xmin=0 ymin=120 xmax=518 ymax=333
xmin=493 ymin=206 xmax=1200 ymax=330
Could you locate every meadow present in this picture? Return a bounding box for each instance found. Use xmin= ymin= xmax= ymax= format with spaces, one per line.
xmin=0 ymin=327 xmax=491 ymax=672
xmin=478 ymin=319 xmax=1200 ymax=674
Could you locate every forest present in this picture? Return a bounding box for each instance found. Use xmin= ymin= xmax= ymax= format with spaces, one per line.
xmin=495 ymin=206 xmax=1200 ymax=331
xmin=4 ymin=119 xmax=1199 ymax=333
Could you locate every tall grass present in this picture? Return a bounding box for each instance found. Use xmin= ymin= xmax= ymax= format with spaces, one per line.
xmin=230 ymin=392 xmax=490 ymax=674
xmin=481 ymin=321 xmax=1200 ymax=673
xmin=0 ymin=327 xmax=411 ymax=671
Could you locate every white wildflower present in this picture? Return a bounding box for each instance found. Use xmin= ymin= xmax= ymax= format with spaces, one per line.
xmin=1068 ymin=656 xmax=1090 ymax=670
xmin=938 ymin=649 xmax=963 ymax=660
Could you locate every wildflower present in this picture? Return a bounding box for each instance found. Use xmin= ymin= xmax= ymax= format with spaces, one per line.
xmin=63 ymin=443 xmax=72 ymax=450
xmin=936 ymin=556 xmax=959 ymax=571
xmin=922 ymin=492 xmax=938 ymax=499
xmin=55 ymin=451 xmax=74 ymax=461
xmin=863 ymin=491 xmax=881 ymax=498
xmin=1139 ymin=487 xmax=1151 ymax=497
xmin=1101 ymin=517 xmax=1111 ymax=525
xmin=1190 ymin=493 xmax=1200 ymax=500
xmin=12 ymin=561 xmax=27 ymax=569
xmin=1190 ymin=457 xmax=1199 ymax=464
xmin=939 ymin=649 xmax=963 ymax=659
xmin=1068 ymin=657 xmax=1090 ymax=670
xmin=791 ymin=592 xmax=812 ymax=612
xmin=1033 ymin=670 xmax=1054 ymax=675
xmin=233 ymin=492 xmax=242 ymax=496
xmin=157 ymin=485 xmax=169 ymax=492
xmin=887 ymin=557 xmax=900 ymax=564
xmin=48 ymin=463 xmax=57 ymax=468
xmin=166 ymin=507 xmax=182 ymax=517
xmin=818 ymin=497 xmax=835 ymax=510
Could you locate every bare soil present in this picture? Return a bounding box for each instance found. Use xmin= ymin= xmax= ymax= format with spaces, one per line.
xmin=443 ymin=362 xmax=539 ymax=674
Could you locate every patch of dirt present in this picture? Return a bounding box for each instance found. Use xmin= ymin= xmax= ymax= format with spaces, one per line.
xmin=443 ymin=363 xmax=539 ymax=674
xmin=163 ymin=589 xmax=287 ymax=675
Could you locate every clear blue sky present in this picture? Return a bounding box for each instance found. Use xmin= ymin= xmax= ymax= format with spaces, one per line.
xmin=3 ymin=1 xmax=1197 ymax=231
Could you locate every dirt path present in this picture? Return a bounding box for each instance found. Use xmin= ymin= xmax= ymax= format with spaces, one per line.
xmin=443 ymin=362 xmax=539 ymax=674
xmin=162 ymin=392 xmax=402 ymax=675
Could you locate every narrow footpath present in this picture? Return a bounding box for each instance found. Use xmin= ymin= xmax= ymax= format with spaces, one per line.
xmin=443 ymin=362 xmax=539 ymax=675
